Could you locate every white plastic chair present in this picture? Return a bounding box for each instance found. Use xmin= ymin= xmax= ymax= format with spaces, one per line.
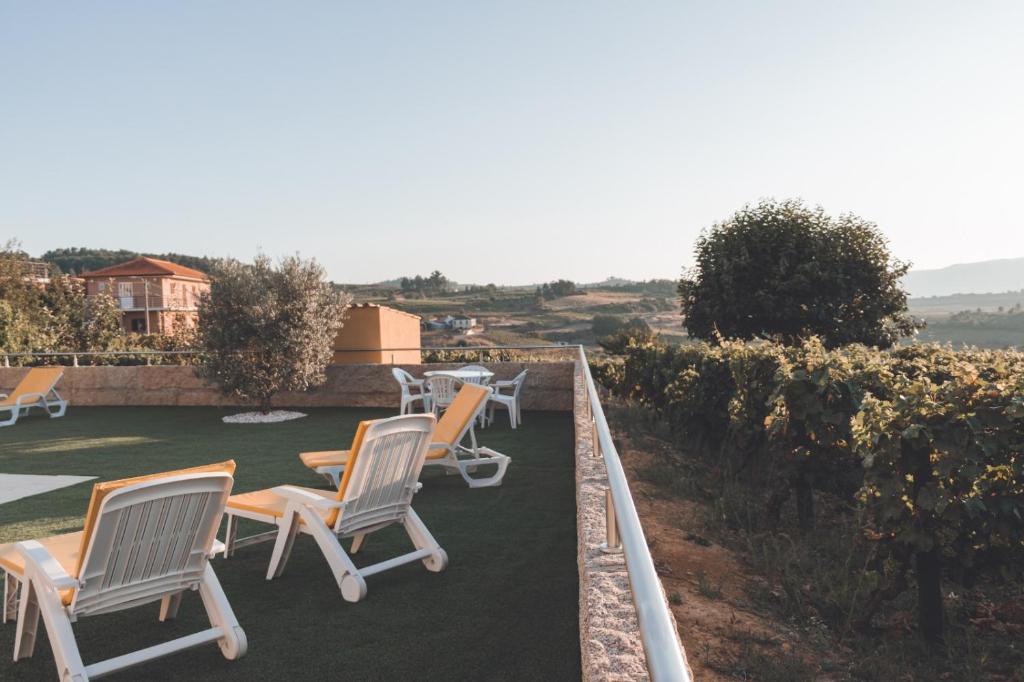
xmin=424 ymin=374 xmax=463 ymax=416
xmin=223 ymin=414 xmax=447 ymax=602
xmin=457 ymin=365 xmax=492 ymax=385
xmin=1 ymin=466 xmax=246 ymax=680
xmin=392 ymin=367 xmax=428 ymax=414
xmin=488 ymin=369 xmax=528 ymax=429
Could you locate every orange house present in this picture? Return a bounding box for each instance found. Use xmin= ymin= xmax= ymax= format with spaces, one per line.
xmin=333 ymin=304 xmax=422 ymax=364
xmin=81 ymin=257 xmax=210 ymax=335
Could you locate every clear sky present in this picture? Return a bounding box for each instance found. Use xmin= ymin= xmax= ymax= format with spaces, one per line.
xmin=2 ymin=2 xmax=1022 ymax=284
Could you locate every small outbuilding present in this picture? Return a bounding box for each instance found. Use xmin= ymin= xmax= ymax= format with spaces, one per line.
xmin=333 ymin=304 xmax=422 ymax=364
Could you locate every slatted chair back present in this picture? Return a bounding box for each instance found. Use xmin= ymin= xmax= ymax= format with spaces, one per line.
xmin=334 ymin=414 xmax=435 ymax=537
xmin=425 ymin=375 xmax=463 ymax=410
xmin=457 ymin=365 xmax=491 ymax=385
xmin=72 ymin=472 xmax=234 ymax=617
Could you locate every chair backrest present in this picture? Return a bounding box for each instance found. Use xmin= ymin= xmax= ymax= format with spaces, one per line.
xmin=458 ymin=365 xmax=490 ymax=385
xmin=333 ymin=414 xmax=436 ymax=535
xmin=425 ymin=375 xmax=463 ymax=407
xmin=1 ymin=367 xmax=63 ymax=405
xmin=434 ymin=384 xmax=491 ymax=446
xmin=72 ymin=463 xmax=236 ymax=617
xmin=391 ymin=367 xmax=417 ymax=394
xmin=509 ymin=369 xmax=528 ymax=398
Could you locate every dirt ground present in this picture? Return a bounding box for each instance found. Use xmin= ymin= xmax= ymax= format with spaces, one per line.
xmin=616 ymin=430 xmax=829 ymax=680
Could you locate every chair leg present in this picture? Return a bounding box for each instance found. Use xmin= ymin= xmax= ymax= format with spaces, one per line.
xmin=224 ymin=514 xmax=238 ymax=558
xmin=4 ymin=571 xmax=20 ymax=624
xmin=159 ymin=591 xmax=184 ymax=621
xmin=13 ymin=578 xmax=40 ymax=660
xmin=198 ymin=563 xmax=248 ymax=661
xmin=266 ymin=511 xmax=301 ymax=580
xmin=17 ymin=575 xmax=87 ymax=681
xmin=350 ymin=533 xmax=366 ymax=554
xmin=404 ymin=509 xmax=448 ymax=573
xmin=298 ymin=507 xmax=365 ymax=602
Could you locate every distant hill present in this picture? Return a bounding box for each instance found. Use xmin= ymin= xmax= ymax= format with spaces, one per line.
xmin=903 ymin=258 xmax=1024 ymax=298
xmin=41 ymin=248 xmax=220 ymax=276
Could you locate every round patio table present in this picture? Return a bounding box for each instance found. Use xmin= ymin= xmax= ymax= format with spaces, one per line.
xmin=422 ymin=368 xmax=494 ymax=384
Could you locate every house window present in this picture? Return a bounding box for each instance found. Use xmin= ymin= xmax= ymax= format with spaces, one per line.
xmin=97 ymin=282 xmax=107 ymax=292
xmin=130 ymin=318 xmax=147 ymax=333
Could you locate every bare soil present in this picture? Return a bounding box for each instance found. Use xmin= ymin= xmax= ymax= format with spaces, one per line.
xmin=616 ymin=429 xmax=831 ymax=680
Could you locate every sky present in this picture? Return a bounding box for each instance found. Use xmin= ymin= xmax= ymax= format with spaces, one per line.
xmin=2 ymin=2 xmax=1023 ymax=285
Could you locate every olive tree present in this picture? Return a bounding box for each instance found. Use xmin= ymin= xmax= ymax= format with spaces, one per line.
xmin=196 ymin=255 xmax=351 ymax=413
xmin=680 ymin=199 xmax=919 ymax=348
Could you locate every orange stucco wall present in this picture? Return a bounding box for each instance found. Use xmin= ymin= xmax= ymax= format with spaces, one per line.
xmin=333 ymin=305 xmax=421 ymax=364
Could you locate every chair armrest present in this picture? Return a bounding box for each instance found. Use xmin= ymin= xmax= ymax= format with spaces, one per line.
xmin=272 ymin=486 xmax=345 ymax=508
xmin=16 ymin=541 xmax=79 ymax=590
xmin=209 ymin=539 xmax=226 ymax=557
xmin=476 ymin=447 xmax=510 ymax=460
xmin=429 ymin=441 xmax=453 ymax=453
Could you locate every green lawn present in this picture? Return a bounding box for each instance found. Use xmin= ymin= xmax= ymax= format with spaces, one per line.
xmin=0 ymin=407 xmax=580 ymax=681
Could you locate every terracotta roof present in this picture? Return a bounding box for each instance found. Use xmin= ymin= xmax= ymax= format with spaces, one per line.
xmin=81 ymin=257 xmax=209 ymax=281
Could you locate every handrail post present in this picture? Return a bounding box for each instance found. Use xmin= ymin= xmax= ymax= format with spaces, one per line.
xmin=600 ymin=487 xmax=622 ymax=553
xmin=73 ymin=354 xmax=79 ymax=368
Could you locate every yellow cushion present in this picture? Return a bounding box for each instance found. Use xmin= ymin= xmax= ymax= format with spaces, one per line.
xmin=300 ymin=450 xmax=350 ymax=469
xmin=0 ymin=531 xmax=84 ymax=605
xmin=0 ymin=367 xmax=63 ymax=407
xmin=435 ymin=384 xmax=489 ymax=446
xmin=76 ymin=460 xmax=237 ymax=575
xmin=427 ymin=446 xmax=449 ymax=460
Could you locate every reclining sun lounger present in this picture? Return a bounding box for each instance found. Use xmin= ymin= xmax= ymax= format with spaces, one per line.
xmin=0 ymin=461 xmax=246 ymax=681
xmin=223 ymin=414 xmax=447 ymax=603
xmin=299 ymin=384 xmax=510 ymax=489
xmin=0 ymin=367 xmax=68 ymax=427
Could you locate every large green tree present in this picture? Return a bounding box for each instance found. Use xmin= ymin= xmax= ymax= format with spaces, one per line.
xmin=679 ymin=199 xmax=918 ymax=348
xmin=196 ymin=255 xmax=351 ymax=413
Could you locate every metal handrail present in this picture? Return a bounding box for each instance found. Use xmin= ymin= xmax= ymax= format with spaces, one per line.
xmin=576 ymin=344 xmax=690 ymax=681
xmin=0 ymin=345 xmax=575 ymax=367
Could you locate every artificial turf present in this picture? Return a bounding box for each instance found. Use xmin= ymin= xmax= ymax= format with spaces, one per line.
xmin=0 ymin=406 xmax=581 ymax=681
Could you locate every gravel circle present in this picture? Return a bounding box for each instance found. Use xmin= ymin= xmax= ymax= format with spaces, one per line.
xmin=222 ymin=410 xmax=308 ymax=424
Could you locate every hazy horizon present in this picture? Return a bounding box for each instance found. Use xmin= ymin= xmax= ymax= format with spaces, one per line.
xmin=3 ymin=2 xmax=1023 ymax=285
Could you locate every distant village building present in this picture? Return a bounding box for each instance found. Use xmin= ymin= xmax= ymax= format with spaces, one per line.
xmin=81 ymin=257 xmax=209 ymax=335
xmin=451 ymin=315 xmax=477 ymax=330
xmin=333 ymin=303 xmax=422 ymax=364
xmin=18 ymin=260 xmax=52 ymax=287
xmin=422 ymin=314 xmax=478 ymax=333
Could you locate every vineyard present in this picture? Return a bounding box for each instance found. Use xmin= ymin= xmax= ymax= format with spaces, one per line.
xmin=594 ymin=339 xmax=1024 ymax=661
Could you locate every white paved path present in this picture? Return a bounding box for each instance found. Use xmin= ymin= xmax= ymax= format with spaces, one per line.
xmin=0 ymin=474 xmax=96 ymax=505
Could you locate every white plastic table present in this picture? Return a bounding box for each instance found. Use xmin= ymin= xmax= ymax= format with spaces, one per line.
xmin=422 ymin=369 xmax=494 ymax=383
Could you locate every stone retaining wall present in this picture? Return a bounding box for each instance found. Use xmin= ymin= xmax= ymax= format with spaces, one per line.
xmin=574 ymin=364 xmax=651 ymax=681
xmin=0 ymin=362 xmax=573 ymax=411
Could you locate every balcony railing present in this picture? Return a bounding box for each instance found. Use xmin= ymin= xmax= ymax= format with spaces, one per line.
xmin=89 ymin=293 xmax=200 ymax=311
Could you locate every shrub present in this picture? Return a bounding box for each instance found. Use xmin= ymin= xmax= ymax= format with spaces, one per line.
xmin=679 ymin=199 xmax=919 ymax=348
xmin=196 ymin=255 xmax=350 ymax=413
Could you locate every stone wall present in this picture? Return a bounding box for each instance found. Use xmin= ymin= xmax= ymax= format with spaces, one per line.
xmin=0 ymin=362 xmax=573 ymax=411
xmin=573 ymin=365 xmax=652 ymax=681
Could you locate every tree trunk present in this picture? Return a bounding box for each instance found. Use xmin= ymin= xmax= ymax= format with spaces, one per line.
xmin=795 ymin=467 xmax=815 ymax=531
xmin=916 ymin=547 xmax=944 ymax=645
xmin=259 ymin=396 xmax=273 ymax=414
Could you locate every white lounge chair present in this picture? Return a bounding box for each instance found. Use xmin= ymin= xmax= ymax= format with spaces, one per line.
xmin=392 ymin=367 xmax=428 ymax=414
xmin=299 ymin=384 xmax=510 ymax=489
xmin=223 ymin=414 xmax=447 ymax=603
xmin=0 ymin=461 xmax=246 ymax=681
xmin=488 ymin=369 xmax=528 ymax=429
xmin=1 ymin=367 xmax=68 ymax=427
